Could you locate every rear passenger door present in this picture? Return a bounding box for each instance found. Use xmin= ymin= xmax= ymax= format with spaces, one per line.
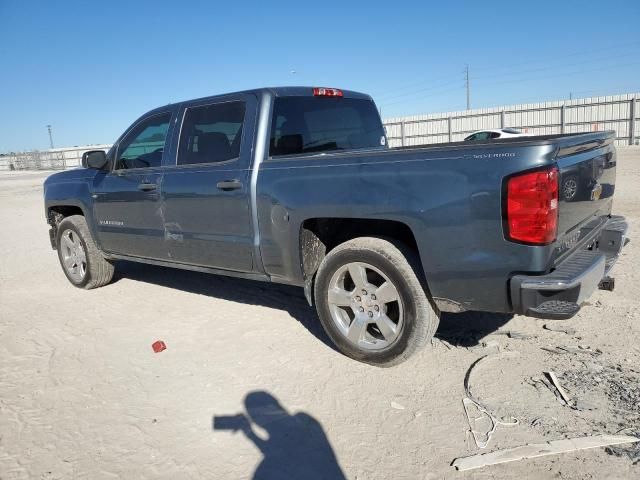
xmin=161 ymin=94 xmax=257 ymax=272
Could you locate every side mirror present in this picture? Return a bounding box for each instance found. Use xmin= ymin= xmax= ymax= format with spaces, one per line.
xmin=82 ymin=150 xmax=109 ymax=170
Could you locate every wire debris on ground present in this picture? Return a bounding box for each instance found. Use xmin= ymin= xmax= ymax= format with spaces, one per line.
xmin=462 ymin=351 xmax=520 ymax=449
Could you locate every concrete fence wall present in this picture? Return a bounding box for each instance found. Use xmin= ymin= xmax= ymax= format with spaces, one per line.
xmin=0 ymin=145 xmax=111 ymax=171
xmin=383 ymin=93 xmax=639 ymax=148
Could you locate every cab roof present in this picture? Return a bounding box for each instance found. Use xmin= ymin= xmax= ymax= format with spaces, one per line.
xmin=160 ymin=86 xmax=373 ymax=112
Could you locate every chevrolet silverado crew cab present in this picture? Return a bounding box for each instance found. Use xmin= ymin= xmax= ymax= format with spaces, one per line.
xmin=44 ymin=86 xmax=628 ymax=366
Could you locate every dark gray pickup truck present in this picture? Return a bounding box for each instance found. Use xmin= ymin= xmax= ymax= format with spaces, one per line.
xmin=44 ymin=86 xmax=628 ymax=366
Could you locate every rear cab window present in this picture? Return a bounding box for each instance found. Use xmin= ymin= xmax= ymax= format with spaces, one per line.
xmin=269 ymin=96 xmax=386 ymax=157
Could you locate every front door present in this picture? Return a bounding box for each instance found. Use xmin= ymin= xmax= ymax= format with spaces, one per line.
xmin=161 ymin=95 xmax=257 ymax=272
xmin=92 ymin=111 xmax=173 ymax=260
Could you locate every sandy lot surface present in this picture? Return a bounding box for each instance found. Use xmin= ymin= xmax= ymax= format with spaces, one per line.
xmin=1 ymin=150 xmax=639 ymax=479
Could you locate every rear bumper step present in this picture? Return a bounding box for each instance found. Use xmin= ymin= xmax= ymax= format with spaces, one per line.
xmin=510 ymin=215 xmax=628 ymax=320
xmin=529 ymin=300 xmax=581 ymax=319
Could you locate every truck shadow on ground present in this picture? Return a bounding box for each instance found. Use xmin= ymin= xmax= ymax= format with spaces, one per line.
xmin=212 ymin=390 xmax=346 ymax=480
xmin=113 ymin=261 xmax=332 ymax=347
xmin=113 ymin=261 xmax=512 ymax=349
xmin=435 ymin=311 xmax=514 ymax=347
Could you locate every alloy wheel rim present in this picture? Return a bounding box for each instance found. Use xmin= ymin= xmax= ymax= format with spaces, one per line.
xmin=327 ymin=262 xmax=404 ymax=351
xmin=60 ymin=230 xmax=87 ymax=282
xmin=563 ymin=179 xmax=577 ymax=199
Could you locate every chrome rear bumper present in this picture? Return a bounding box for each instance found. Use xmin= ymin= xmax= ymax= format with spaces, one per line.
xmin=510 ymin=215 xmax=628 ymax=319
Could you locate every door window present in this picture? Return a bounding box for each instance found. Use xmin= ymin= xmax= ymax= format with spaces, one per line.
xmin=178 ymin=101 xmax=245 ymax=165
xmin=116 ymin=112 xmax=172 ymax=170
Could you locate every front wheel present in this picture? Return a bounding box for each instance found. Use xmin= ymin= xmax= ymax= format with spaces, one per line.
xmin=56 ymin=215 xmax=115 ymax=289
xmin=314 ymin=237 xmax=439 ymax=367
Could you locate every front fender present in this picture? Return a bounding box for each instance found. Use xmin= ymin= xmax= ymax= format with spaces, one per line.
xmin=43 ymin=171 xmax=101 ymax=249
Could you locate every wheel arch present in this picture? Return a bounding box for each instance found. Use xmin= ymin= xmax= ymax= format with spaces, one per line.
xmin=298 ymin=217 xmax=430 ymax=306
xmin=46 ymin=201 xmax=101 ymax=251
xmin=48 ymin=204 xmax=85 ymax=222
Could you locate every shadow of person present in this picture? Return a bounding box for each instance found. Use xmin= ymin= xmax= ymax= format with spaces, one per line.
xmin=213 ymin=391 xmax=346 ymax=480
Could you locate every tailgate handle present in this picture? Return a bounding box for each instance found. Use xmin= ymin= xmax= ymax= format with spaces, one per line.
xmin=217 ymin=180 xmax=243 ymax=191
xmin=138 ymin=182 xmax=157 ymax=191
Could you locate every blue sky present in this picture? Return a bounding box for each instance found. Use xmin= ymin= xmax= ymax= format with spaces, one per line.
xmin=0 ymin=0 xmax=638 ymax=152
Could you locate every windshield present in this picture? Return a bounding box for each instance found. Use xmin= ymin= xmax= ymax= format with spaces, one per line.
xmin=269 ymin=96 xmax=386 ymax=156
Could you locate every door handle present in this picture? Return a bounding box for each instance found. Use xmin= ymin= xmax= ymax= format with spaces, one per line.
xmin=138 ymin=182 xmax=157 ymax=191
xmin=216 ymin=180 xmax=243 ymax=191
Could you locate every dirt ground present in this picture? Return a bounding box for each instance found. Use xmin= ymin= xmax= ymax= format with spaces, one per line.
xmin=1 ymin=149 xmax=639 ymax=480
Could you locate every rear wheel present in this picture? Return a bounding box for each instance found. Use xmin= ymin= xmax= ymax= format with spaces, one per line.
xmin=314 ymin=237 xmax=439 ymax=367
xmin=56 ymin=215 xmax=115 ymax=289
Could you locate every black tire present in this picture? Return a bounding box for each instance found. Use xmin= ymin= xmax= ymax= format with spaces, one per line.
xmin=56 ymin=215 xmax=115 ymax=289
xmin=314 ymin=237 xmax=439 ymax=367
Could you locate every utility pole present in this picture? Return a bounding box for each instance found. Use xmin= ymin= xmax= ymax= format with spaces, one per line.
xmin=46 ymin=124 xmax=54 ymax=149
xmin=464 ymin=65 xmax=471 ymax=110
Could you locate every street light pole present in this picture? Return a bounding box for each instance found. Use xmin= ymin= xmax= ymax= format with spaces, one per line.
xmin=464 ymin=65 xmax=471 ymax=110
xmin=46 ymin=124 xmax=54 ymax=149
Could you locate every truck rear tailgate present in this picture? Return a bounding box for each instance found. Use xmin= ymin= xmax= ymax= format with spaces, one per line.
xmin=552 ymin=131 xmax=617 ymax=265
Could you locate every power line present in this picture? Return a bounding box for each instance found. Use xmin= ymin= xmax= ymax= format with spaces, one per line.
xmin=372 ymin=72 xmax=462 ymax=101
xmin=380 ymin=60 xmax=640 ymax=108
xmin=368 ymin=41 xmax=639 ymax=103
xmin=375 ymin=83 xmax=465 ymax=108
xmin=382 ymin=55 xmax=637 ymax=105
xmin=472 ymin=51 xmax=639 ymax=82
xmin=372 ymin=43 xmax=639 ymax=115
xmin=568 ymin=85 xmax=640 ymax=96
xmin=471 ymin=39 xmax=640 ymax=75
xmin=473 ymin=60 xmax=640 ymax=89
xmin=373 ymin=77 xmax=463 ymax=103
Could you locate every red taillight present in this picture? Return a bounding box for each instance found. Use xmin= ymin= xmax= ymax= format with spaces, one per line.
xmin=506 ymin=167 xmax=559 ymax=245
xmin=313 ymin=87 xmax=343 ymax=97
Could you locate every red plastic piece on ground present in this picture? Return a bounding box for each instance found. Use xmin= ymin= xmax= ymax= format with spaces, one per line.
xmin=152 ymin=340 xmax=167 ymax=353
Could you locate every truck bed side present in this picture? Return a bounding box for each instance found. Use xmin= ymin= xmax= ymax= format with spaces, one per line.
xmin=255 ymin=131 xmax=616 ymax=314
